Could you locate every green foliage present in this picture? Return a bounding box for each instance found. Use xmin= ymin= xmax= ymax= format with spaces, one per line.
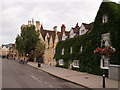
xmin=15 ymin=25 xmax=39 ymax=57
xmin=54 ymin=2 xmax=120 ymax=75
xmin=34 ymin=38 xmax=45 ymax=59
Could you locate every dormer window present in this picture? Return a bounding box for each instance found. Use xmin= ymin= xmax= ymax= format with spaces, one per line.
xmin=62 ymin=48 xmax=64 ymax=55
xmin=102 ymin=15 xmax=108 ymax=23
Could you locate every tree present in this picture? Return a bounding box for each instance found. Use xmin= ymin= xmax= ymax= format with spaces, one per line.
xmin=34 ymin=39 xmax=45 ymax=61
xmin=15 ymin=25 xmax=41 ymax=60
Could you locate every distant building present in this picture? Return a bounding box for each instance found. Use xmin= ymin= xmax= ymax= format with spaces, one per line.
xmin=8 ymin=44 xmax=19 ymax=60
xmin=0 ymin=44 xmax=13 ymax=58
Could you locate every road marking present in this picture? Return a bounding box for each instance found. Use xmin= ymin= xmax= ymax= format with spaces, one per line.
xmin=49 ymin=84 xmax=53 ymax=87
xmin=39 ymin=80 xmax=42 ymax=83
xmin=36 ymin=76 xmax=39 ymax=78
xmin=44 ymin=82 xmax=47 ymax=84
xmin=31 ymin=75 xmax=37 ymax=80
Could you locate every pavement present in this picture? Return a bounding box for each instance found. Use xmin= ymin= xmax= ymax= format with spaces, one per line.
xmin=28 ymin=62 xmax=120 ymax=89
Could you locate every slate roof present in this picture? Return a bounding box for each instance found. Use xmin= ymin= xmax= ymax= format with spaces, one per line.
xmin=2 ymin=43 xmax=14 ymax=48
xmin=40 ymin=25 xmax=70 ymax=43
xmin=82 ymin=22 xmax=93 ymax=31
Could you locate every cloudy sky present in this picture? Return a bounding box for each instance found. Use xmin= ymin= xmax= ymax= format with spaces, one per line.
xmin=1 ymin=0 xmax=119 ymax=45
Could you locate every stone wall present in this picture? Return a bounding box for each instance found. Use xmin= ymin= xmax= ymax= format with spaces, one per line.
xmin=109 ymin=64 xmax=120 ymax=81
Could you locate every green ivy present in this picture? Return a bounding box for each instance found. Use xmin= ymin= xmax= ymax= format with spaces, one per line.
xmin=54 ymin=2 xmax=120 ymax=76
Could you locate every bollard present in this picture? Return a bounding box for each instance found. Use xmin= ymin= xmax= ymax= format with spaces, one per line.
xmin=102 ymin=74 xmax=105 ymax=88
xmin=38 ymin=63 xmax=41 ymax=67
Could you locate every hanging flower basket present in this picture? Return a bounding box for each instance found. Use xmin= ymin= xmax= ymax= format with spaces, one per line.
xmin=94 ymin=45 xmax=115 ymax=56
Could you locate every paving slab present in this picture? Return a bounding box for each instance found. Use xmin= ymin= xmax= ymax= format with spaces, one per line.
xmin=27 ymin=62 xmax=119 ymax=89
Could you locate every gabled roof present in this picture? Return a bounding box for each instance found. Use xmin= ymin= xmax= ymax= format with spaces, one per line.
xmin=40 ymin=29 xmax=56 ymax=44
xmin=70 ymin=23 xmax=80 ymax=37
xmin=82 ymin=22 xmax=93 ymax=31
xmin=40 ymin=25 xmax=70 ymax=43
xmin=2 ymin=43 xmax=14 ymax=48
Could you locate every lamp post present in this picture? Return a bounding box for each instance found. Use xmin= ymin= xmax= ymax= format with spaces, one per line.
xmin=26 ymin=54 xmax=29 ymax=62
xmin=101 ymin=40 xmax=106 ymax=88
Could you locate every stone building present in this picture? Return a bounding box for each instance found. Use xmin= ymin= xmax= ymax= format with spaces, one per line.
xmin=39 ymin=24 xmax=69 ymax=65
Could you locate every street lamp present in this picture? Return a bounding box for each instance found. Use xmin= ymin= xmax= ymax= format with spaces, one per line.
xmin=26 ymin=54 xmax=29 ymax=62
xmin=101 ymin=40 xmax=106 ymax=88
xmin=26 ymin=54 xmax=29 ymax=57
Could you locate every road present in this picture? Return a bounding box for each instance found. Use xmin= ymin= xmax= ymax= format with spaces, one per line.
xmin=2 ymin=58 xmax=89 ymax=89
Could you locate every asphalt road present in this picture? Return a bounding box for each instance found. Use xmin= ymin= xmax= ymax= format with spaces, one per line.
xmin=2 ymin=58 xmax=89 ymax=89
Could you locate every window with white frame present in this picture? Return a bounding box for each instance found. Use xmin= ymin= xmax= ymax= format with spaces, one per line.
xmin=101 ymin=55 xmax=109 ymax=69
xmin=80 ymin=46 xmax=83 ymax=53
xmin=102 ymin=15 xmax=108 ymax=23
xmin=62 ymin=48 xmax=64 ymax=55
xmin=73 ymin=60 xmax=79 ymax=68
xmin=59 ymin=59 xmax=64 ymax=65
xmin=101 ymin=33 xmax=110 ymax=47
xmin=70 ymin=47 xmax=73 ymax=54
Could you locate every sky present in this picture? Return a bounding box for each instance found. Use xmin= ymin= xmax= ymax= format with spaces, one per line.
xmin=1 ymin=0 xmax=120 ymax=45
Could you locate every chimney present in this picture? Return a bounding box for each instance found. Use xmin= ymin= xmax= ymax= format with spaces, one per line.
xmin=35 ymin=21 xmax=40 ymax=31
xmin=28 ymin=20 xmax=31 ymax=25
xmin=75 ymin=23 xmax=79 ymax=28
xmin=32 ymin=18 xmax=34 ymax=25
xmin=53 ymin=26 xmax=57 ymax=31
xmin=53 ymin=26 xmax=57 ymax=34
xmin=61 ymin=24 xmax=66 ymax=34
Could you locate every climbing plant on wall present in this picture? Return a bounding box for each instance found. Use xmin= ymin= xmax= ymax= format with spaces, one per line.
xmin=54 ymin=2 xmax=120 ymax=75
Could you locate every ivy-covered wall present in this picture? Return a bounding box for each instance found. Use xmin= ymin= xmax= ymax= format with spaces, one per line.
xmin=54 ymin=2 xmax=120 ymax=76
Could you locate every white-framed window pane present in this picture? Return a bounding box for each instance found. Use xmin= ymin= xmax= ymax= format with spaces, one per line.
xmin=59 ymin=59 xmax=64 ymax=65
xmin=102 ymin=15 xmax=108 ymax=23
xmin=101 ymin=33 xmax=110 ymax=47
xmin=73 ymin=60 xmax=79 ymax=68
